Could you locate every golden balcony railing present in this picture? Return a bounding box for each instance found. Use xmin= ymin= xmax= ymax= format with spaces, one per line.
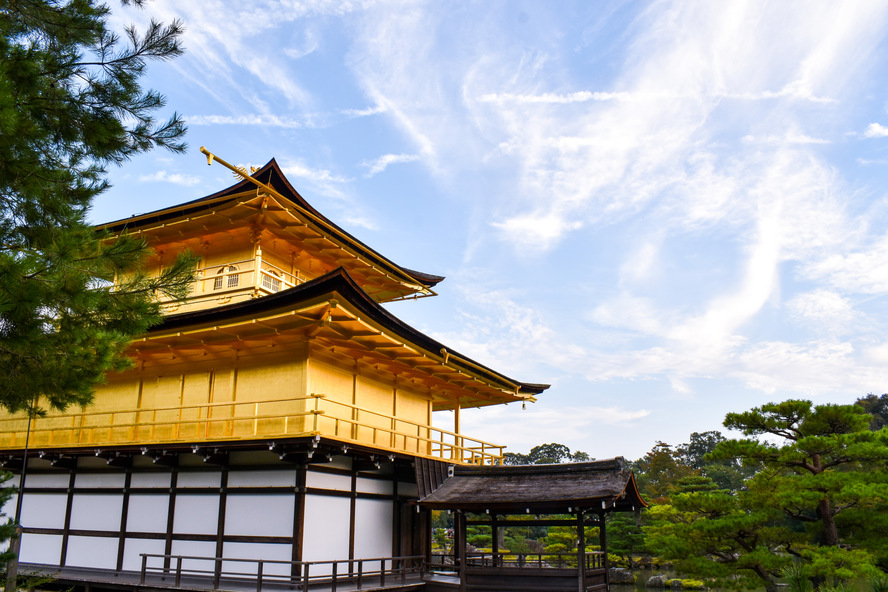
xmin=0 ymin=394 xmax=504 ymax=465
xmin=193 ymin=257 xmax=303 ymax=296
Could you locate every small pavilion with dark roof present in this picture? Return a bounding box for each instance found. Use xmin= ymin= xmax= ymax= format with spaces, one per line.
xmin=415 ymin=458 xmax=646 ymax=592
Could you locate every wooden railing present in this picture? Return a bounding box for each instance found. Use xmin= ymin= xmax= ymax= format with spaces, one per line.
xmin=139 ymin=553 xmax=423 ymax=592
xmin=0 ymin=394 xmax=504 ymax=465
xmin=193 ymin=258 xmax=302 ymax=296
xmin=429 ymin=551 xmax=605 ymax=571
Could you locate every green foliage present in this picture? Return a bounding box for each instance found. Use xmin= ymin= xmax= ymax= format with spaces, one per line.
xmin=870 ymin=574 xmax=888 ymax=592
xmin=503 ymin=442 xmax=592 ymax=465
xmin=645 ymin=486 xmax=791 ymax=592
xmin=712 ymin=400 xmax=888 ymax=588
xmin=607 ymin=511 xmax=648 ymax=566
xmin=856 ymin=394 xmax=888 ymax=431
xmin=0 ymin=0 xmax=197 ymax=414
xmin=666 ymin=579 xmax=708 ymax=590
xmin=0 ymin=472 xmax=16 ymax=564
xmin=633 ymin=442 xmax=699 ymax=500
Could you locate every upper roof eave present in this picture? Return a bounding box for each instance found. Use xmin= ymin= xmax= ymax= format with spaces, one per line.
xmin=150 ymin=267 xmax=549 ymax=397
xmin=97 ymin=158 xmax=444 ymax=290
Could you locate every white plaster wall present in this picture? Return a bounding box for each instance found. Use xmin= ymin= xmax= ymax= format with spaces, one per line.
xmin=224 ymin=494 xmax=293 ymax=537
xmin=173 ymin=495 xmax=219 ymax=535
xmin=21 ymin=493 xmax=66 ymax=529
xmin=66 ymin=535 xmax=119 ymax=569
xmin=222 ymin=542 xmax=292 ymax=576
xmin=177 ymin=472 xmax=221 ymax=488
xmin=25 ymin=473 xmax=68 ymax=488
xmin=301 ymin=494 xmax=350 ymax=571
xmin=305 ymin=470 xmax=351 ymax=492
xmin=227 ymin=470 xmax=295 ymax=488
xmin=75 ymin=473 xmax=126 ymax=488
xmin=356 ymin=477 xmax=392 ymax=495
xmin=170 ymin=539 xmax=217 ymax=574
xmin=353 ymin=499 xmax=393 ymax=560
xmin=121 ymin=537 xmax=166 ymax=572
xmin=19 ymin=533 xmax=62 ymax=565
xmin=69 ymin=494 xmax=123 ymax=531
xmin=130 ymin=472 xmax=172 ymax=488
xmin=127 ymin=494 xmax=170 ymax=533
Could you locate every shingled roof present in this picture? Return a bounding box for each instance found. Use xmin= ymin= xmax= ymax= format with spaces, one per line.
xmin=416 ymin=458 xmax=646 ymax=514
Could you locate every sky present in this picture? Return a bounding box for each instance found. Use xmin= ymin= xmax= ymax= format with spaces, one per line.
xmin=93 ymin=0 xmax=888 ymax=460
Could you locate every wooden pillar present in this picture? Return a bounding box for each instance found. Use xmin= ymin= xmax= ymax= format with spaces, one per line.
xmin=491 ymin=514 xmax=499 ymax=567
xmin=576 ymin=511 xmax=586 ymax=592
xmin=457 ymin=511 xmax=467 ymax=592
xmin=453 ymin=402 xmax=461 ymax=461
xmin=599 ymin=511 xmax=608 ymax=587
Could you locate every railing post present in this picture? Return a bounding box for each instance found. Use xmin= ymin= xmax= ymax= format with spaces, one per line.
xmin=175 ymin=556 xmax=183 ymax=587
xmin=214 ymin=556 xmax=221 ymax=589
xmin=380 ymin=558 xmax=386 ymax=587
xmin=140 ymin=554 xmax=147 ymax=585
xmin=357 ymin=559 xmax=363 ymax=590
xmin=302 ymin=563 xmax=310 ymax=592
xmin=256 ymin=560 xmax=263 ymax=592
xmin=331 ymin=561 xmax=338 ymax=592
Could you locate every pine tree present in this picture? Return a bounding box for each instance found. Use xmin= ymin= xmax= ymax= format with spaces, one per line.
xmin=0 ymin=0 xmax=197 ymax=414
xmin=713 ymin=400 xmax=888 ymax=587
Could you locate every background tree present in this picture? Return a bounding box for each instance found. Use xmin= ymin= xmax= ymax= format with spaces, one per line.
xmin=632 ymin=441 xmax=698 ymax=501
xmin=712 ymin=400 xmax=888 ymax=588
xmin=856 ymin=394 xmax=888 ymax=431
xmin=0 ymin=0 xmax=197 ymax=414
xmin=646 ymin=476 xmax=792 ymax=592
xmin=503 ymin=442 xmax=592 ymax=465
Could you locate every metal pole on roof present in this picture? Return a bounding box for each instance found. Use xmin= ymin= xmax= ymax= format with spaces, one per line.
xmin=6 ymin=399 xmax=36 ymax=591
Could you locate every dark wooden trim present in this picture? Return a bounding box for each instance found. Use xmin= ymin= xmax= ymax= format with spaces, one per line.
xmin=164 ymin=469 xmax=178 ymax=570
xmin=292 ymin=463 xmax=306 ymax=565
xmin=348 ymin=470 xmax=356 ymax=564
xmin=457 ymin=511 xmax=467 ymax=592
xmin=116 ymin=469 xmax=132 ymax=571
xmin=58 ymin=471 xmax=75 ymax=566
xmin=214 ymin=468 xmax=228 ymax=587
xmin=466 ymin=518 xmax=600 ymax=527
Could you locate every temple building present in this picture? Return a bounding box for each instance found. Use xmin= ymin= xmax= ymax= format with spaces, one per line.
xmin=0 ymin=151 xmax=644 ymax=592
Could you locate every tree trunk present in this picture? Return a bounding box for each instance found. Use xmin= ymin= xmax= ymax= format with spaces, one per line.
xmin=752 ymin=564 xmax=778 ymax=592
xmin=817 ymin=495 xmax=840 ymax=547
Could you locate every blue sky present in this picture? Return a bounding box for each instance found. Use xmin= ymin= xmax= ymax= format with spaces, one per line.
xmin=95 ymin=1 xmax=888 ymax=460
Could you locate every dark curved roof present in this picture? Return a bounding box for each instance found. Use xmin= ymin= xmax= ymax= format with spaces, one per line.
xmin=155 ymin=267 xmax=548 ymax=397
xmin=100 ymin=159 xmax=444 ymax=289
xmin=417 ymin=458 xmax=646 ymax=513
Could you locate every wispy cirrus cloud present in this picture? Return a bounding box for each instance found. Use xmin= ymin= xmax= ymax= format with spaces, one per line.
xmin=138 ymin=170 xmax=202 ymax=186
xmin=361 ymin=153 xmax=420 ymax=177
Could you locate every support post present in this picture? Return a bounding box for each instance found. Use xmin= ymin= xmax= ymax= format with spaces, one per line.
xmin=457 ymin=511 xmax=467 ymax=592
xmin=599 ymin=511 xmax=608 ymax=587
xmin=577 ymin=511 xmax=586 ymax=592
xmin=453 ymin=403 xmax=461 ymax=461
xmin=491 ymin=514 xmax=499 ymax=567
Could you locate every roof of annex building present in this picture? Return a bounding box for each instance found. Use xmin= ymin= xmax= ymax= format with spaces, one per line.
xmin=416 ymin=457 xmax=646 ymax=513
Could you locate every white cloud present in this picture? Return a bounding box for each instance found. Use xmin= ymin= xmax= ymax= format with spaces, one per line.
xmin=282 ymin=163 xmax=350 ymax=184
xmin=187 ymin=114 xmax=315 ymax=128
xmin=786 ymin=289 xmax=856 ymax=331
xmin=138 ymin=170 xmax=202 ymax=186
xmin=455 ymin=404 xmax=651 ymax=456
xmin=863 ymin=123 xmax=888 ymax=138
xmin=341 ymin=105 xmax=387 ymax=118
xmin=742 ymin=132 xmax=830 ymax=144
xmin=362 ymin=153 xmax=420 ymax=177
